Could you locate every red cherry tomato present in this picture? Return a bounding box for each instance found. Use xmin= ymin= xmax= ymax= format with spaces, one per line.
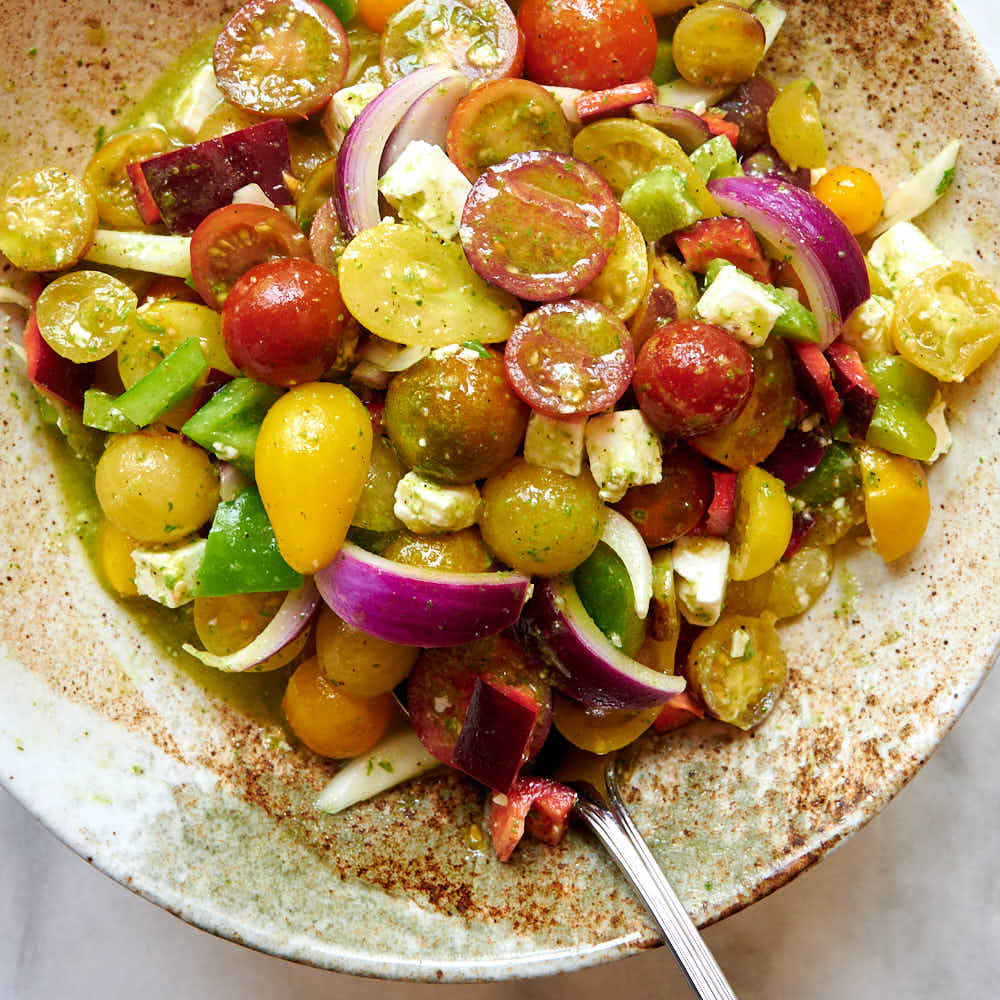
xmin=460 ymin=150 xmax=619 ymax=301
xmin=634 ymin=320 xmax=754 ymax=436
xmin=517 ymin=0 xmax=657 ymax=90
xmin=505 ymin=300 xmax=634 ymax=416
xmin=222 ymin=258 xmax=347 ymax=386
xmin=614 ymin=444 xmax=713 ymax=546
xmin=190 ymin=204 xmax=311 ymax=310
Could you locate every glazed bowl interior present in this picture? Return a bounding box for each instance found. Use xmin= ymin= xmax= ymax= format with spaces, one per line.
xmin=1 ymin=0 xmax=998 ymax=982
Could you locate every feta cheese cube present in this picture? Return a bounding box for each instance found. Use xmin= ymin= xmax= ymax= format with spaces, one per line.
xmin=867 ymin=222 xmax=948 ymax=297
xmin=697 ymin=264 xmax=784 ymax=346
xmin=173 ymin=62 xmax=224 ymax=140
xmin=132 ymin=538 xmax=207 ymax=609
xmin=524 ymin=412 xmax=587 ymax=477
xmin=393 ymin=472 xmax=481 ymax=534
xmin=584 ymin=410 xmax=663 ymax=503
xmin=841 ymin=294 xmax=894 ymax=360
xmin=926 ymin=394 xmax=952 ymax=463
xmin=231 ymin=183 xmax=277 ymax=210
xmin=379 ymin=140 xmax=472 ymax=241
xmin=327 ymin=70 xmax=385 ymax=145
xmin=672 ymin=536 xmax=730 ymax=627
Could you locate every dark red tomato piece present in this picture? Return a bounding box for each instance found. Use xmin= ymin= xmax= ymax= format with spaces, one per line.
xmin=575 ymin=78 xmax=657 ymax=122
xmin=222 ymin=258 xmax=347 ymax=386
xmin=517 ymin=0 xmax=657 ymax=90
xmin=214 ymin=0 xmax=349 ymax=119
xmin=614 ymin=444 xmax=713 ymax=546
xmin=700 ymin=113 xmax=739 ymax=146
xmin=490 ymin=777 xmax=577 ymax=861
xmin=308 ymin=196 xmax=346 ymax=273
xmin=634 ymin=320 xmax=754 ymax=437
xmin=651 ymin=691 xmax=705 ymax=733
xmin=407 ymin=636 xmax=552 ymax=767
xmin=380 ymin=0 xmax=523 ymax=84
xmin=141 ymin=275 xmax=203 ymax=306
xmin=716 ymin=76 xmax=776 ymax=156
xmin=673 ymin=217 xmax=771 ymax=284
xmin=190 ymin=204 xmax=311 ymax=310
xmin=505 ymin=300 xmax=634 ymax=416
xmin=460 ymin=150 xmax=619 ymax=301
xmin=691 ymin=469 xmax=738 ymax=537
xmin=629 ymin=279 xmax=679 ymax=354
xmin=446 ymin=78 xmax=573 ymax=182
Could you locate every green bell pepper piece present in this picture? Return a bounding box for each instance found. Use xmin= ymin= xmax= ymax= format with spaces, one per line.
xmin=789 ymin=441 xmax=860 ymax=508
xmin=690 ymin=135 xmax=744 ymax=183
xmin=573 ymin=542 xmax=647 ymax=657
xmin=114 ymin=338 xmax=207 ymax=427
xmin=621 ymin=165 xmax=703 ymax=243
xmin=195 ymin=485 xmax=303 ymax=597
xmin=863 ymin=356 xmax=938 ymax=461
xmin=650 ymin=39 xmax=676 ymax=85
xmin=181 ymin=377 xmax=282 ymax=477
xmin=82 ymin=389 xmax=139 ymax=433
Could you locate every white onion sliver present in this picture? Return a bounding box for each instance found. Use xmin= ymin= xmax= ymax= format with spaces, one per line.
xmin=218 ymin=462 xmax=250 ymax=502
xmin=316 ymin=727 xmax=441 ymax=814
xmin=601 ymin=509 xmax=653 ymax=620
xmin=0 ymin=285 xmax=32 ymax=312
xmin=182 ymin=581 xmax=320 ymax=672
xmin=357 ymin=336 xmax=430 ymax=372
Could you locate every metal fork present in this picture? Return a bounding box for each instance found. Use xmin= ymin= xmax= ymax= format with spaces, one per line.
xmin=569 ymin=759 xmax=738 ymax=1000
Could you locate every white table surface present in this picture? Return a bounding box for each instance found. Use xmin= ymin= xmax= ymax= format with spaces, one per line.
xmin=3 ymin=2 xmax=1000 ymax=997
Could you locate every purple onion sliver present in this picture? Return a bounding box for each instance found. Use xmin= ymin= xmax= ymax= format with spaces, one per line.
xmin=315 ymin=542 xmax=532 ymax=648
xmin=762 ymin=429 xmax=830 ymax=490
xmin=334 ymin=65 xmax=457 ymax=238
xmin=630 ymin=104 xmax=713 ymax=154
xmin=380 ymin=72 xmax=469 ymax=174
xmin=516 ymin=577 xmax=685 ymax=711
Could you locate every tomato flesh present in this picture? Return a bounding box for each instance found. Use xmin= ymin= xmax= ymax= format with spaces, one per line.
xmin=634 ymin=320 xmax=754 ymax=436
xmin=214 ymin=0 xmax=349 ymax=119
xmin=517 ymin=0 xmax=657 ymax=90
xmin=674 ymin=217 xmax=771 ymax=284
xmin=222 ymin=258 xmax=347 ymax=386
xmin=191 ymin=203 xmax=311 ymax=310
xmin=460 ymin=150 xmax=619 ymax=301
xmin=380 ymin=0 xmax=523 ymax=83
xmin=446 ymin=78 xmax=572 ymax=181
xmin=504 ymin=300 xmax=634 ymax=416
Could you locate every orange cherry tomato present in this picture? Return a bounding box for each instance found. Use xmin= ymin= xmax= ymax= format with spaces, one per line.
xmin=812 ymin=166 xmax=883 ymax=235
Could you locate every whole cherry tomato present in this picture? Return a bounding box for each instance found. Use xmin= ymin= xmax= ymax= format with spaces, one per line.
xmin=517 ymin=0 xmax=658 ymax=90
xmin=634 ymin=320 xmax=753 ymax=436
xmin=222 ymin=258 xmax=347 ymax=387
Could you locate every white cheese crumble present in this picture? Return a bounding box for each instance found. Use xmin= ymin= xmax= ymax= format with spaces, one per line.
xmin=584 ymin=410 xmax=663 ymax=503
xmin=842 ymin=294 xmax=895 ymax=360
xmin=730 ymin=626 xmax=751 ymax=659
xmin=524 ymin=411 xmax=587 ymax=477
xmin=696 ymin=264 xmax=784 ymax=346
xmin=378 ymin=139 xmax=472 ymax=241
xmin=429 ymin=344 xmax=482 ymax=364
xmin=672 ymin=536 xmax=730 ymax=627
xmin=327 ymin=69 xmax=385 ymax=142
xmin=926 ymin=394 xmax=952 ymax=463
xmin=867 ymin=222 xmax=948 ymax=298
xmin=131 ymin=538 xmax=207 ymax=609
xmin=231 ymin=183 xmax=277 ymax=210
xmin=393 ymin=471 xmax=481 ymax=534
xmin=173 ymin=62 xmax=223 ymax=140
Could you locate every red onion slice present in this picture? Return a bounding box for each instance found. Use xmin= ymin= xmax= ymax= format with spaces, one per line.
xmin=517 ymin=576 xmax=685 ymax=710
xmin=181 ymin=581 xmax=320 ymax=672
xmin=708 ymin=175 xmax=870 ymax=347
xmin=335 ymin=65 xmax=457 ymax=238
xmin=630 ymin=104 xmax=713 ymax=154
xmin=315 ymin=542 xmax=532 ymax=647
xmin=380 ymin=72 xmax=468 ymax=174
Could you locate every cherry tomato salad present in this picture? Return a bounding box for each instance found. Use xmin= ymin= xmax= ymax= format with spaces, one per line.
xmin=2 ymin=0 xmax=998 ymax=862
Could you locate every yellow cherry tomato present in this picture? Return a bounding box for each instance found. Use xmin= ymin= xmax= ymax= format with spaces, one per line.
xmin=98 ymin=518 xmax=140 ymax=597
xmin=552 ymin=693 xmax=661 ymax=755
xmin=193 ymin=592 xmax=308 ymax=672
xmin=812 ymin=166 xmax=883 ymax=235
xmin=767 ymin=78 xmax=827 ymax=171
xmin=727 ymin=467 xmax=793 ymax=581
xmin=282 ymin=655 xmax=396 ymax=759
xmin=856 ymin=444 xmax=930 ymax=562
xmin=892 ymin=262 xmax=1000 ymax=382
xmin=255 ymin=383 xmax=373 ymax=574
xmin=315 ymin=604 xmax=418 ymax=697
xmin=358 ymin=0 xmax=412 ymax=35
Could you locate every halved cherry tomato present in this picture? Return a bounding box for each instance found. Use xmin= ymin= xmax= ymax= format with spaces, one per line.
xmin=460 ymin=150 xmax=619 ymax=301
xmin=380 ymin=0 xmax=523 ymax=83
xmin=634 ymin=320 xmax=754 ymax=436
xmin=142 ymin=275 xmax=204 ymax=306
xmin=575 ymin=212 xmax=648 ymax=321
xmin=358 ymin=0 xmax=411 ymax=33
xmin=856 ymin=444 xmax=930 ymax=562
xmin=615 ymin=444 xmax=713 ymax=546
xmin=446 ymin=78 xmax=572 ymax=182
xmin=672 ymin=1 xmax=765 ymax=88
xmin=517 ymin=0 xmax=657 ymax=90
xmin=505 ymin=300 xmax=635 ymax=416
xmin=213 ymin=0 xmax=349 ymax=119
xmin=727 ymin=466 xmax=793 ymax=581
xmin=222 ymin=258 xmax=348 ymax=386
xmin=674 ymin=217 xmax=771 ymax=284
xmin=84 ymin=126 xmax=174 ymax=228
xmin=190 ymin=203 xmax=311 ymax=310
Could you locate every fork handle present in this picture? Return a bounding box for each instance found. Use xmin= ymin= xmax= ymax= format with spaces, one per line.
xmin=573 ymin=797 xmax=738 ymax=1000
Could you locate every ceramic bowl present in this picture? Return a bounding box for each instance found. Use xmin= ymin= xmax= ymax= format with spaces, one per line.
xmin=1 ymin=0 xmax=998 ymax=982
